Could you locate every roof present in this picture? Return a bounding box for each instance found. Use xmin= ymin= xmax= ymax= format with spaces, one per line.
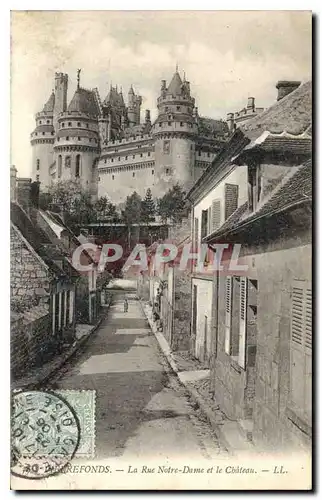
xmin=204 ymin=159 xmax=312 ymax=242
xmin=10 ymin=203 xmax=67 ymax=277
xmin=167 ymin=71 xmax=183 ymax=96
xmin=41 ymin=91 xmax=55 ymax=114
xmin=103 ymin=87 xmax=126 ymax=108
xmin=241 ymin=81 xmax=312 ymax=140
xmin=68 ymin=87 xmax=100 ymax=117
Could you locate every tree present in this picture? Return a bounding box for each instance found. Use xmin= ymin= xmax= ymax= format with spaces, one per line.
xmin=121 ymin=192 xmax=142 ymax=225
xmin=94 ymin=196 xmax=120 ymax=223
xmin=141 ymin=188 xmax=155 ymax=224
xmin=158 ymin=183 xmax=187 ymax=223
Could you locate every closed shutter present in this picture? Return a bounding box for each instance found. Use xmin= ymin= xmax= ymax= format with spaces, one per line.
xmin=225 ymin=183 xmax=239 ymax=220
xmin=212 ymin=200 xmax=221 ymax=231
xmin=290 ymin=281 xmax=312 ymax=419
xmin=238 ymin=277 xmax=248 ymax=369
xmin=194 ymin=217 xmax=199 ymax=250
xmin=225 ymin=276 xmax=232 ymax=354
xmin=207 ymin=206 xmax=212 ymax=234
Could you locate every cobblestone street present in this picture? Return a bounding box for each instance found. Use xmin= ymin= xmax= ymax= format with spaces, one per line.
xmin=51 ymin=295 xmax=225 ymax=460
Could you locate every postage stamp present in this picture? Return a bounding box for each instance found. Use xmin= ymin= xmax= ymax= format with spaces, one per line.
xmin=11 ymin=389 xmax=96 ymax=479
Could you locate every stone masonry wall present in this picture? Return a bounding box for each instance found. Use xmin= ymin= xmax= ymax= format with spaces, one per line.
xmin=11 ymin=225 xmax=50 ymax=303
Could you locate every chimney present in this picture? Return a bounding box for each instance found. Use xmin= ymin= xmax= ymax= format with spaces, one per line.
xmin=276 ymin=81 xmax=301 ymax=101
xmin=247 ymin=97 xmax=255 ymax=109
xmin=10 ymin=165 xmax=17 ymax=201
xmin=16 ymin=178 xmax=32 ymax=213
xmin=161 ymin=80 xmax=166 ymax=91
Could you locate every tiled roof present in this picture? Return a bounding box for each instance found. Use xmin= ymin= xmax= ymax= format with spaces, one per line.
xmin=241 ymin=81 xmax=312 ymax=140
xmin=10 ymin=203 xmax=66 ymax=277
xmin=68 ymin=88 xmax=100 ymax=117
xmin=204 ymin=159 xmax=312 ymax=241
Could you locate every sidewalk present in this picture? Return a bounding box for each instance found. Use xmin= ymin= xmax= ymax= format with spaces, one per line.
xmin=141 ymin=300 xmax=255 ymax=456
xmin=11 ymin=304 xmax=111 ymax=391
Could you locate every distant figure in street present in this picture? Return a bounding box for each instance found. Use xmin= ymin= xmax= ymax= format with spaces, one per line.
xmin=124 ymin=298 xmax=128 ymax=313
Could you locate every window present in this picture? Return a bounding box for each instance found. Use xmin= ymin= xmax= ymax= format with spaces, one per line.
xmin=140 ymin=153 xmax=143 ymax=157
xmin=125 ymin=156 xmax=128 ymax=160
xmin=78 ymin=137 xmax=81 ymax=141
xmin=165 ymin=167 xmax=171 ymax=175
xmin=177 ymin=106 xmax=181 ymax=111
xmin=47 ymin=120 xmax=50 ymax=124
xmin=211 ymin=200 xmax=221 ymax=231
xmin=289 ymin=280 xmax=312 ymax=424
xmin=65 ymin=156 xmax=71 ymax=169
xmin=66 ymin=136 xmax=69 ymax=141
xmin=36 ymin=175 xmax=39 ymax=182
xmin=159 ymin=123 xmax=162 ymax=127
xmin=133 ymin=155 xmax=135 ymax=159
xmin=133 ymin=172 xmax=135 ymax=177
xmin=36 ymin=159 xmax=40 ymax=171
xmin=77 ymin=122 xmax=81 ymax=127
xmin=104 ymin=159 xmax=107 ymax=164
xmin=86 ymin=123 xmax=89 ymax=128
xmin=201 ymin=209 xmax=209 ymax=240
xmin=68 ymin=122 xmax=72 ymax=126
xmin=180 ymin=122 xmax=184 ymax=127
xmin=75 ymin=155 xmax=81 ymax=177
xmin=248 ymin=164 xmax=261 ymax=211
xmin=168 ymin=121 xmax=172 ymax=126
xmin=148 ymin=152 xmax=151 ymax=156
xmin=51 ymin=132 xmax=54 ymax=136
xmin=112 ymin=175 xmax=115 ymax=180
xmin=58 ymin=155 xmax=62 ymax=178
xmin=225 ymin=183 xmax=239 ymax=220
xmin=152 ymin=169 xmax=154 ymax=175
xmin=163 ymin=140 xmax=170 ymax=154
xmin=111 ymin=158 xmax=114 ymax=163
xmin=62 ymin=123 xmax=65 ymax=127
xmin=42 ymin=132 xmax=45 ymax=135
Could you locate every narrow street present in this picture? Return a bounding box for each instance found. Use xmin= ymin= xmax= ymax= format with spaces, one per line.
xmin=51 ymin=294 xmax=224 ymax=460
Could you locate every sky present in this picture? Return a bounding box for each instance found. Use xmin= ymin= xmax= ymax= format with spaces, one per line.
xmin=11 ymin=10 xmax=312 ymax=177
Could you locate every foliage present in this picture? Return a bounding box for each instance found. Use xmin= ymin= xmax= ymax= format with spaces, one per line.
xmin=121 ymin=191 xmax=142 ymax=226
xmin=158 ymin=183 xmax=187 ymax=223
xmin=141 ymin=188 xmax=155 ymax=224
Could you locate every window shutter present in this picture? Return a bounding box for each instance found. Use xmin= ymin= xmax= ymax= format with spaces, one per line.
xmin=225 ymin=183 xmax=239 ymax=220
xmin=225 ymin=276 xmax=232 ymax=354
xmin=194 ymin=217 xmax=199 ymax=250
xmin=207 ymin=206 xmax=212 ymax=234
xmin=238 ymin=277 xmax=248 ymax=369
xmin=211 ymin=200 xmax=221 ymax=231
xmin=290 ymin=281 xmax=312 ymax=418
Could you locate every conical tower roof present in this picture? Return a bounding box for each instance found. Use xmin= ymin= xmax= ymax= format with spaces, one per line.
xmin=68 ymin=88 xmax=99 ymax=117
xmin=167 ymin=71 xmax=183 ymax=96
xmin=40 ymin=91 xmax=55 ymax=114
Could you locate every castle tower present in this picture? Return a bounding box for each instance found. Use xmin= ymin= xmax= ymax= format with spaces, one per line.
xmin=53 ymin=70 xmax=100 ymax=197
xmin=53 ymin=72 xmax=68 ymax=132
xmin=152 ymin=69 xmax=197 ymax=191
xmin=127 ymin=85 xmax=142 ymax=127
xmin=30 ymin=90 xmax=56 ymax=190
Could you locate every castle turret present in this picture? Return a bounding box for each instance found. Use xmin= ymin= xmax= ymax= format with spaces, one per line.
xmin=152 ymin=69 xmax=197 ymax=190
xmin=30 ymin=90 xmax=56 ymax=189
xmin=53 ymin=70 xmax=100 ymax=198
xmin=53 ymin=72 xmax=68 ymax=132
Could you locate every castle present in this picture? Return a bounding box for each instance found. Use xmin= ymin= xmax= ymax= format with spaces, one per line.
xmin=30 ymin=68 xmax=261 ymax=205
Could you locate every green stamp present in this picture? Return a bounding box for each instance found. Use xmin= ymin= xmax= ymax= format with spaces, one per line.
xmin=56 ymin=390 xmax=96 ymax=458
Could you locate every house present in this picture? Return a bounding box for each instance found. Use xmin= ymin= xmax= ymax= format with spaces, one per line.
xmin=187 ymin=80 xmax=312 ymax=450
xmin=10 ymin=183 xmax=78 ymax=378
xmin=36 ymin=209 xmax=103 ymax=324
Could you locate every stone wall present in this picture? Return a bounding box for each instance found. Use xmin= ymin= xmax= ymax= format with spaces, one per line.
xmin=11 ymin=225 xmax=50 ymax=303
xmin=11 ymin=307 xmax=57 ymax=379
